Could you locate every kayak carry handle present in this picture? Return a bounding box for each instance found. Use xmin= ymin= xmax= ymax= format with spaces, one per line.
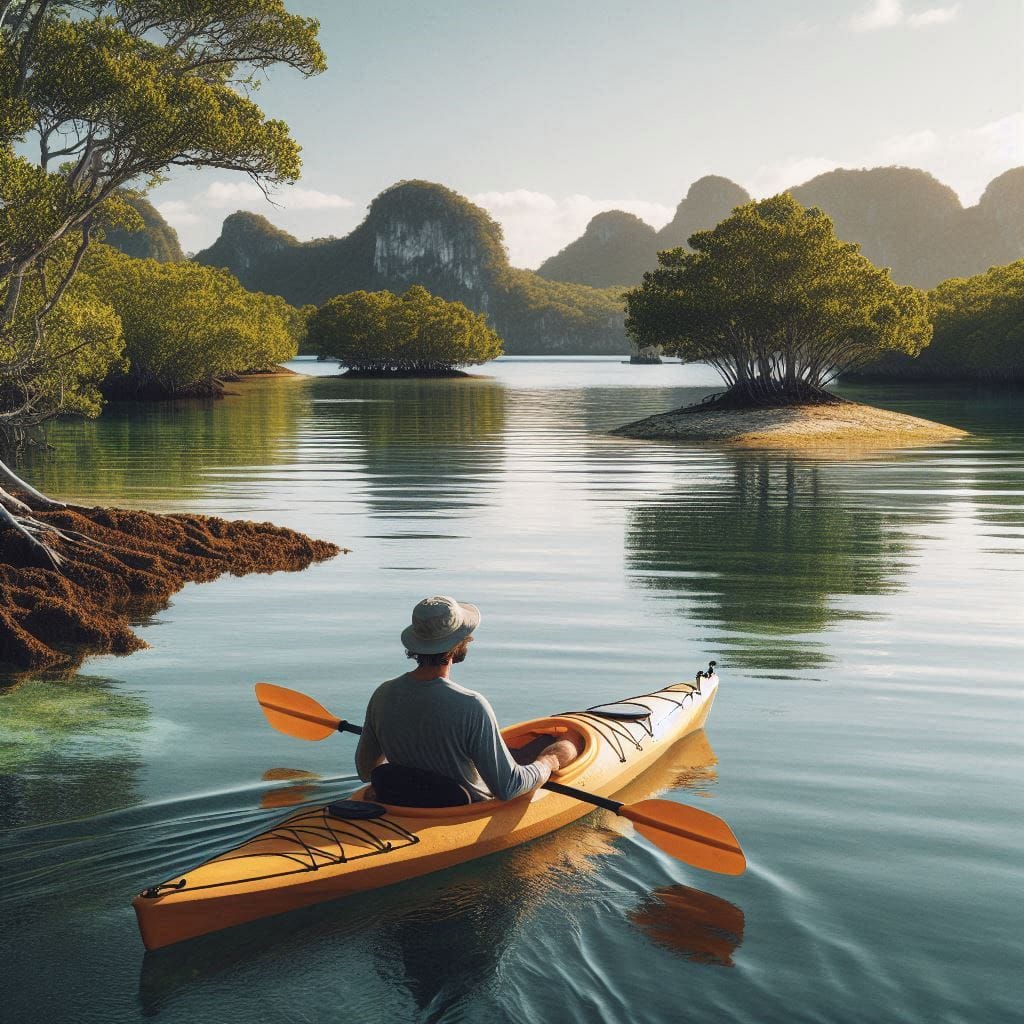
xmin=694 ymin=660 xmax=717 ymax=693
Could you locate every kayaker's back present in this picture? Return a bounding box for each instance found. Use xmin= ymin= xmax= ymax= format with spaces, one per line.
xmin=357 ymin=673 xmax=547 ymax=801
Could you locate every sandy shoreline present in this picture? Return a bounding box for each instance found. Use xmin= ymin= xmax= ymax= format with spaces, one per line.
xmin=612 ymin=400 xmax=968 ymax=449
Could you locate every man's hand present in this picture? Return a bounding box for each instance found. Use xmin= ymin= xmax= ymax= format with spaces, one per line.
xmin=537 ymin=738 xmax=581 ymax=773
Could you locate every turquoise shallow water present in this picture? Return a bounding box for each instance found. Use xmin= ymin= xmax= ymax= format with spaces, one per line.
xmin=1 ymin=357 xmax=1021 ymax=1023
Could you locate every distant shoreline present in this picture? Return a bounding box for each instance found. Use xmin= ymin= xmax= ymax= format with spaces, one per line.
xmin=612 ymin=400 xmax=968 ymax=449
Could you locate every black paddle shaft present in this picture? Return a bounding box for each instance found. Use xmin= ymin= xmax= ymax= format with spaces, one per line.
xmin=335 ymin=719 xmax=619 ymax=813
xmin=542 ymin=779 xmax=621 ymax=813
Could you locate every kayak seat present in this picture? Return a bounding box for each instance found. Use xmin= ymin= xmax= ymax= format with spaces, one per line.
xmin=370 ymin=763 xmax=473 ymax=809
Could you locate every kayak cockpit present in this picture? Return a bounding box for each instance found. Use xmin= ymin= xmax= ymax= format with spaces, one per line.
xmin=349 ymin=716 xmax=596 ymax=816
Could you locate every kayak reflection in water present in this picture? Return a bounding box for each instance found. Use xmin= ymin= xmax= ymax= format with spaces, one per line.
xmin=355 ymin=595 xmax=580 ymax=805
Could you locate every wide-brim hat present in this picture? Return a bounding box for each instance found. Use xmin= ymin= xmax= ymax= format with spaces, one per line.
xmin=401 ymin=595 xmax=481 ymax=655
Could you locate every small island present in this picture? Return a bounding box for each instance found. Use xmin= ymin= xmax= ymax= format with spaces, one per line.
xmin=307 ymin=285 xmax=503 ymax=376
xmin=615 ymin=195 xmax=967 ymax=449
xmin=612 ymin=397 xmax=966 ymax=448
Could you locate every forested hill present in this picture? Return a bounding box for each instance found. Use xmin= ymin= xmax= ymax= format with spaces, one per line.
xmin=537 ymin=176 xmax=751 ymax=287
xmin=537 ymin=167 xmax=1024 ymax=290
xmin=104 ymin=193 xmax=184 ymax=262
xmin=194 ymin=181 xmax=628 ymax=354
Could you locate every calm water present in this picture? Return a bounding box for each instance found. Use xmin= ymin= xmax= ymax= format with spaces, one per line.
xmin=1 ymin=357 xmax=1021 ymax=1024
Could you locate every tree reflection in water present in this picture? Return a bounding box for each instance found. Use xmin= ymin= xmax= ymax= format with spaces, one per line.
xmin=626 ymin=456 xmax=914 ymax=674
xmin=19 ymin=375 xmax=308 ymax=504
xmin=309 ymin=376 xmax=508 ymax=520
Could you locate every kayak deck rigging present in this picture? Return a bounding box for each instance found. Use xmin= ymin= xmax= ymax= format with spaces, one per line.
xmin=141 ymin=806 xmax=420 ymax=898
xmin=566 ymin=680 xmax=704 ymax=761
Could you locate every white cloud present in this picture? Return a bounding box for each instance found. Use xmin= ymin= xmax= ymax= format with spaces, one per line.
xmin=970 ymin=111 xmax=1024 ymax=166
xmin=472 ymin=190 xmax=674 ymax=268
xmin=850 ymin=0 xmax=903 ymax=31
xmin=154 ymin=199 xmax=200 ymax=226
xmin=907 ymin=3 xmax=961 ymax=26
xmin=876 ymin=128 xmax=940 ymax=161
xmin=198 ymin=180 xmax=354 ymax=211
xmin=848 ymin=0 xmax=961 ymax=31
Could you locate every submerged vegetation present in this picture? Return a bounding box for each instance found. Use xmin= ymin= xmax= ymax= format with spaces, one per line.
xmin=309 ymin=285 xmax=503 ymax=375
xmin=625 ymin=195 xmax=933 ymax=407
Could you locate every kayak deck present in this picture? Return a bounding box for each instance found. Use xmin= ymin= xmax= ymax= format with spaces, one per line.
xmin=134 ymin=676 xmax=718 ymax=950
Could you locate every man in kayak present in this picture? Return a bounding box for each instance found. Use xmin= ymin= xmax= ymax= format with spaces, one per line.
xmin=355 ymin=595 xmax=580 ymax=803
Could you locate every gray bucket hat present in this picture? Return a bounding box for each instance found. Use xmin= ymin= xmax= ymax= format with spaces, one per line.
xmin=401 ymin=595 xmax=481 ymax=655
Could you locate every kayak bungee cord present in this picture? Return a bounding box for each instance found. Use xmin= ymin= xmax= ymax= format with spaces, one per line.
xmin=141 ymin=806 xmax=420 ymax=899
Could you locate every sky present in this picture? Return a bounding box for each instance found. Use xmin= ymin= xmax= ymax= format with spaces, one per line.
xmin=150 ymin=0 xmax=1024 ymax=266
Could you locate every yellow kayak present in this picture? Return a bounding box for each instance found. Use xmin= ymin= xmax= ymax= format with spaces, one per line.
xmin=134 ymin=674 xmax=719 ymax=950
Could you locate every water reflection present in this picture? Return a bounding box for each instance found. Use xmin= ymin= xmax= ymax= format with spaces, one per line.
xmin=626 ymin=456 xmax=915 ymax=673
xmin=21 ymin=376 xmax=308 ymax=504
xmin=305 ymin=376 xmax=507 ymax=520
xmin=258 ymin=768 xmax=320 ymax=809
xmin=0 ymin=675 xmax=148 ymax=828
xmin=630 ymin=883 xmax=745 ymax=967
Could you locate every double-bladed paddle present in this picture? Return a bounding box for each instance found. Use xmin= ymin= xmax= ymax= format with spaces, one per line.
xmin=254 ymin=681 xmax=746 ymax=876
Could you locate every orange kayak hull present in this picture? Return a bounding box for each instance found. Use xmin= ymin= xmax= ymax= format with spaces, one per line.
xmin=133 ymin=677 xmax=718 ymax=950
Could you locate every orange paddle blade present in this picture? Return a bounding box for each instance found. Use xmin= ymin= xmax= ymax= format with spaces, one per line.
xmin=254 ymin=682 xmax=342 ymax=741
xmin=622 ymin=799 xmax=747 ymax=876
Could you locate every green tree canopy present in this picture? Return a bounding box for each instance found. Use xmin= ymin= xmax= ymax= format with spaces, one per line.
xmin=625 ymin=194 xmax=933 ymax=405
xmin=0 ymin=0 xmax=324 ymax=430
xmin=866 ymin=260 xmax=1024 ymax=383
xmin=81 ymin=246 xmax=298 ymax=398
xmin=308 ymin=286 xmax=504 ymax=374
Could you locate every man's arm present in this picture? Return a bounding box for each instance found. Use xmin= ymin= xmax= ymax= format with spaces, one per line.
xmin=355 ymin=716 xmax=384 ymax=783
xmin=466 ymin=696 xmax=575 ymax=801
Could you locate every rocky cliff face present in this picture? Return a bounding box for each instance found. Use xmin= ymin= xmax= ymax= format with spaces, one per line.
xmin=363 ymin=184 xmax=500 ymax=306
xmin=194 ymin=181 xmax=627 ymax=354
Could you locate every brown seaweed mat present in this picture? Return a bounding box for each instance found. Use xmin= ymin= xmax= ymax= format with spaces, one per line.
xmin=0 ymin=505 xmax=341 ymax=672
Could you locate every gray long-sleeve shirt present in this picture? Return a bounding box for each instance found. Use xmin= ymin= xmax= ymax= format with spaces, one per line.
xmin=354 ymin=673 xmax=549 ymax=801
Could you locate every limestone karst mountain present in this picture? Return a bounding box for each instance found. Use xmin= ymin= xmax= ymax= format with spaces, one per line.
xmin=789 ymin=167 xmax=966 ymax=287
xmin=194 ymin=180 xmax=627 ymax=353
xmin=655 ymin=175 xmax=753 ymax=250
xmin=104 ymin=194 xmax=184 ymax=262
xmin=537 ymin=167 xmax=1024 ymax=290
xmin=182 ymin=167 xmax=1024 ymax=355
xmin=536 ymin=211 xmax=658 ymax=288
xmin=536 ymin=176 xmax=752 ymax=287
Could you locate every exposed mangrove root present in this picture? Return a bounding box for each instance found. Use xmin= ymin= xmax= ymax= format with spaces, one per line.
xmin=0 ymin=460 xmax=66 ymax=510
xmin=0 ymin=502 xmax=342 ymax=673
xmin=688 ymin=381 xmax=848 ymax=413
